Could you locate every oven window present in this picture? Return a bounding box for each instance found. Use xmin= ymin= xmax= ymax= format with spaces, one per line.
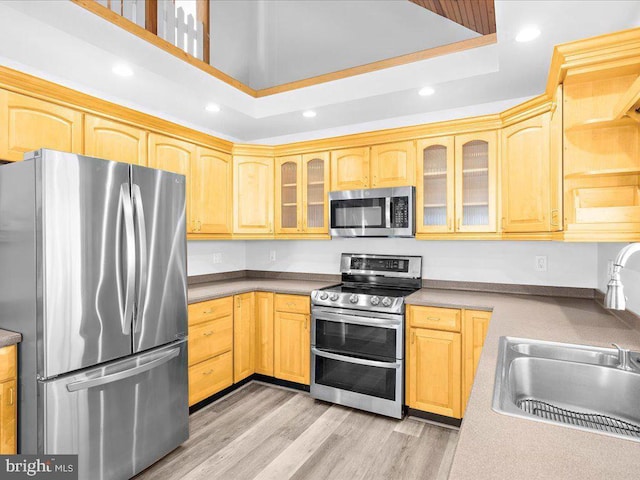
xmin=315 ymin=355 xmax=396 ymax=400
xmin=331 ymin=198 xmax=386 ymax=229
xmin=315 ymin=319 xmax=397 ymax=361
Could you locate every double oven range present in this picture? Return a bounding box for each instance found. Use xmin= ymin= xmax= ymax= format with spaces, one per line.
xmin=311 ymin=253 xmax=422 ymax=419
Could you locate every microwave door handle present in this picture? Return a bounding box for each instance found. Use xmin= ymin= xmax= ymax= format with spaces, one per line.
xmin=385 ymin=197 xmax=391 ymax=228
xmin=312 ymin=347 xmax=402 ymax=369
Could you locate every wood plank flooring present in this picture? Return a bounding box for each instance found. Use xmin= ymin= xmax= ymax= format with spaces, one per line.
xmin=135 ymin=382 xmax=458 ymax=480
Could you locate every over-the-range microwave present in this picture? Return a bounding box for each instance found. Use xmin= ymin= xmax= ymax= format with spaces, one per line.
xmin=329 ymin=186 xmax=415 ymax=237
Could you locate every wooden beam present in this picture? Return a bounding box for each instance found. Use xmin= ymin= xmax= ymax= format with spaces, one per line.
xmin=145 ymin=0 xmax=157 ymax=35
xmin=410 ymin=0 xmax=496 ymax=35
xmin=196 ymin=0 xmax=210 ymax=64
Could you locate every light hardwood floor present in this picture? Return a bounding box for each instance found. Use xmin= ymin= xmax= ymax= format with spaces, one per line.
xmin=135 ymin=382 xmax=458 ymax=480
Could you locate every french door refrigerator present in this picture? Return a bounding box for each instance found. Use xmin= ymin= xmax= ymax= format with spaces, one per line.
xmin=0 ymin=149 xmax=189 ymax=479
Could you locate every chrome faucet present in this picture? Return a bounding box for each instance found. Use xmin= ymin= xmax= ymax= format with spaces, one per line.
xmin=612 ymin=343 xmax=633 ymax=371
xmin=605 ymin=242 xmax=640 ymax=311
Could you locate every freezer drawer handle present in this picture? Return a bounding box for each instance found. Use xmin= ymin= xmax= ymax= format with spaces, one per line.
xmin=65 ymin=347 xmax=180 ymax=392
xmin=312 ymin=347 xmax=401 ymax=369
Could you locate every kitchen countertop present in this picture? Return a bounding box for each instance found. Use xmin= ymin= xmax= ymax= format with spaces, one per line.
xmin=188 ymin=278 xmax=337 ymax=304
xmin=405 ymin=289 xmax=640 ymax=479
xmin=0 ymin=329 xmax=21 ymax=348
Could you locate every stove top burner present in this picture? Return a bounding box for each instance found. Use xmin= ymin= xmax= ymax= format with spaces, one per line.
xmin=320 ymin=284 xmax=418 ymax=299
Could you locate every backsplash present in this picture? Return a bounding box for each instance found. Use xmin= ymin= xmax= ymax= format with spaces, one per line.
xmin=245 ymin=239 xmax=598 ymax=288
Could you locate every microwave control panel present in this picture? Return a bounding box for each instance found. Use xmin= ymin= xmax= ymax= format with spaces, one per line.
xmin=392 ymin=196 xmax=409 ymax=227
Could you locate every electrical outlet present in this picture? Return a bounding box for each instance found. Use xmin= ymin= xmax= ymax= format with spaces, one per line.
xmin=607 ymin=260 xmax=614 ymax=276
xmin=535 ymin=255 xmax=547 ymax=272
xmin=269 ymin=250 xmax=276 ymax=262
xmin=212 ymin=253 xmax=222 ymax=264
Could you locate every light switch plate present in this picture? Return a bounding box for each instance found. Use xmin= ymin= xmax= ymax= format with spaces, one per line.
xmin=535 ymin=256 xmax=547 ymax=272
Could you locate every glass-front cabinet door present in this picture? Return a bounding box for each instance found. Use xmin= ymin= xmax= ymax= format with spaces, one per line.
xmin=416 ymin=137 xmax=455 ymax=233
xmin=302 ymin=152 xmax=330 ymax=234
xmin=275 ymin=155 xmax=302 ymax=233
xmin=454 ymin=131 xmax=497 ymax=232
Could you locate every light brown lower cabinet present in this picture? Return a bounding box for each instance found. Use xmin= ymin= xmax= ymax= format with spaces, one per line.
xmin=187 ymin=298 xmax=234 ymax=407
xmin=234 ymin=292 xmax=256 ymax=383
xmin=0 ymin=345 xmax=17 ymax=454
xmin=188 ymin=292 xmax=310 ymax=407
xmin=406 ymin=305 xmax=491 ymax=420
xmin=255 ymin=292 xmax=275 ymax=376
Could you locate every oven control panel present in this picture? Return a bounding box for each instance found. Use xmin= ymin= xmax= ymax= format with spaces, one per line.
xmin=310 ymin=290 xmax=405 ymax=314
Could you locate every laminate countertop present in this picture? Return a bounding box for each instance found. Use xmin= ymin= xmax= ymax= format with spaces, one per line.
xmin=0 ymin=329 xmax=21 ymax=348
xmin=188 ymin=278 xmax=337 ymax=304
xmin=405 ymin=289 xmax=640 ymax=479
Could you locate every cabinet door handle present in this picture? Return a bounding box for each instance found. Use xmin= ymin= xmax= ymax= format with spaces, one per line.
xmin=203 ymin=369 xmax=214 ymax=376
xmin=550 ymin=209 xmax=559 ymax=227
xmin=203 ymin=308 xmax=216 ymax=314
xmin=287 ymin=302 xmax=295 ymax=307
xmin=457 ymin=218 xmax=461 ymax=230
xmin=411 ymin=331 xmax=415 ymax=345
xmin=8 ymin=387 xmax=13 ymax=406
xmin=427 ymin=317 xmax=440 ymax=321
xmin=447 ymin=218 xmax=452 ymax=231
xmin=305 ymin=316 xmax=309 ymax=330
xmin=203 ymin=331 xmax=214 ymax=336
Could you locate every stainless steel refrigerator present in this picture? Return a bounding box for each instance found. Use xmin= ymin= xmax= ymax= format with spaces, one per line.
xmin=0 ymin=149 xmax=189 ymax=479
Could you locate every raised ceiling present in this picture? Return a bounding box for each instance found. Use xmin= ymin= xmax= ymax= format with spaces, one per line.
xmin=0 ymin=1 xmax=638 ymax=143
xmin=209 ymin=0 xmax=481 ymax=90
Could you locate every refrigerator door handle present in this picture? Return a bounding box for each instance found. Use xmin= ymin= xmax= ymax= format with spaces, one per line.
xmin=131 ymin=183 xmax=148 ymax=333
xmin=65 ymin=346 xmax=180 ymax=392
xmin=116 ymin=184 xmax=136 ymax=336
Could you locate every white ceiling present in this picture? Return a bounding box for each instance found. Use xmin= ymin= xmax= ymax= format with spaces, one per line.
xmin=0 ymin=1 xmax=638 ymax=143
xmin=209 ymin=0 xmax=479 ymax=90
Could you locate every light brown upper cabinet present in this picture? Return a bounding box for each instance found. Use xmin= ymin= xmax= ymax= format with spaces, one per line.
xmin=276 ymin=155 xmax=303 ymax=234
xmin=84 ymin=114 xmax=147 ymax=165
xmin=502 ymin=112 xmax=562 ymax=232
xmin=417 ymin=136 xmax=455 ymax=233
xmin=0 ymin=90 xmax=83 ymax=161
xmin=416 ymin=131 xmax=497 ymax=234
xmin=563 ymin=71 xmax=640 ymax=241
xmin=275 ymin=152 xmax=330 ymax=235
xmin=370 ymin=141 xmax=416 ymax=188
xmin=233 ymin=156 xmax=274 ymax=235
xmin=148 ymin=133 xmax=196 ymax=233
xmin=455 ymin=131 xmax=498 ymax=233
xmin=191 ymin=147 xmax=232 ymax=234
xmin=330 ymin=147 xmax=370 ymax=191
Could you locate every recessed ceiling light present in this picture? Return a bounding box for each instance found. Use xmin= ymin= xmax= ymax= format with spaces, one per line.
xmin=418 ymin=86 xmax=435 ymax=97
xmin=112 ymin=63 xmax=133 ymax=77
xmin=205 ymin=103 xmax=221 ymax=113
xmin=516 ymin=26 xmax=541 ymax=43
xmin=302 ymin=110 xmax=317 ymax=118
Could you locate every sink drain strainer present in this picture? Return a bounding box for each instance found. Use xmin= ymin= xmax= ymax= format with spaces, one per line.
xmin=517 ymin=399 xmax=640 ymax=438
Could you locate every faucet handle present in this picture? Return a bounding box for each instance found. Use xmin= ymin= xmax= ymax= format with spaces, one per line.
xmin=612 ymin=343 xmax=632 ymax=370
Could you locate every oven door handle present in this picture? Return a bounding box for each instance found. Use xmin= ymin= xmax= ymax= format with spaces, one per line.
xmin=312 ymin=347 xmax=402 ymax=369
xmin=312 ymin=311 xmax=402 ymax=328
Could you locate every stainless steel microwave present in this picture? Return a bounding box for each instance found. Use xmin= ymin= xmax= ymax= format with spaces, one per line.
xmin=329 ymin=186 xmax=415 ymax=237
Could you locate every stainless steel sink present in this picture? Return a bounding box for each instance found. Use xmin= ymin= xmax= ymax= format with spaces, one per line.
xmin=493 ymin=336 xmax=640 ymax=442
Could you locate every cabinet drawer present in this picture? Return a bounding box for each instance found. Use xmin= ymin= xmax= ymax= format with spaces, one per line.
xmin=188 ymin=296 xmax=233 ymax=326
xmin=275 ymin=294 xmax=310 ymax=314
xmin=188 ymin=351 xmax=233 ymax=406
xmin=0 ymin=346 xmax=16 ymax=383
xmin=188 ymin=315 xmax=233 ymax=366
xmin=408 ymin=306 xmax=461 ymax=332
